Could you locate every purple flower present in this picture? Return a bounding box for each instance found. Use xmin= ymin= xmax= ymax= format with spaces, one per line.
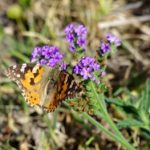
xmin=64 ymin=24 xmax=74 ymax=34
xmin=31 ymin=45 xmax=64 ymax=68
xmin=64 ymin=23 xmax=88 ymax=52
xmin=93 ymin=63 xmax=100 ymax=70
xmin=47 ymin=59 xmax=58 ymax=67
xmin=60 ymin=62 xmax=67 ymax=71
xmin=99 ymin=33 xmax=121 ymax=55
xmin=66 ymin=33 xmax=75 ymax=42
xmin=31 ymin=47 xmax=42 ymax=62
xmin=39 ymin=59 xmax=47 ymax=65
xmin=100 ymin=71 xmax=106 ymax=77
xmin=100 ymin=42 xmax=111 ymax=54
xmin=69 ymin=44 xmax=76 ymax=52
xmin=75 ymin=25 xmax=87 ymax=38
xmin=80 ymin=68 xmax=93 ymax=79
xmin=106 ymin=33 xmax=121 ymax=47
xmin=77 ymin=37 xmax=87 ymax=47
xmin=73 ymin=56 xmax=100 ymax=81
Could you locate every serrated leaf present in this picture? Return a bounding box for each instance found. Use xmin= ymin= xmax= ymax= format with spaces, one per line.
xmin=140 ymin=128 xmax=150 ymax=140
xmin=117 ymin=119 xmax=144 ymax=129
xmin=98 ymin=93 xmax=106 ymax=108
xmin=105 ymin=97 xmax=139 ymax=117
xmin=105 ymin=97 xmax=125 ymax=106
xmin=138 ymin=79 xmax=150 ymax=114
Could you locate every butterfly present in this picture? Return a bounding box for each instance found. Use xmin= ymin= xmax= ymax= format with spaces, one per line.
xmin=6 ymin=63 xmax=81 ymax=112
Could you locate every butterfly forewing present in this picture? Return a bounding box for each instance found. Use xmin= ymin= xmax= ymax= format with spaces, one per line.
xmin=6 ymin=64 xmax=48 ymax=106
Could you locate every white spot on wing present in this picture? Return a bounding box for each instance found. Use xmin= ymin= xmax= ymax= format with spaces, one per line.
xmin=13 ymin=65 xmax=17 ymax=69
xmin=69 ymin=80 xmax=75 ymax=89
xmin=20 ymin=63 xmax=27 ymax=73
xmin=33 ymin=64 xmax=40 ymax=73
xmin=17 ymin=74 xmax=20 ymax=78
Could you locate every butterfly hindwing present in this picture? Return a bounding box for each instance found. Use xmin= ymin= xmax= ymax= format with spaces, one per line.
xmin=42 ymin=71 xmax=81 ymax=112
xmin=57 ymin=71 xmax=80 ymax=100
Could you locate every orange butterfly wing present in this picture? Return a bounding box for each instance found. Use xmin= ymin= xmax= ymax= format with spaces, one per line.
xmin=7 ymin=63 xmax=81 ymax=112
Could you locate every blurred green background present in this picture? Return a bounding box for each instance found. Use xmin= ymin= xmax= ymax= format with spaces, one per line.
xmin=0 ymin=0 xmax=150 ymax=149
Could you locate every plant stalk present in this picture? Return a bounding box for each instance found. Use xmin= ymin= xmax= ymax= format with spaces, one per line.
xmin=89 ymin=81 xmax=136 ymax=150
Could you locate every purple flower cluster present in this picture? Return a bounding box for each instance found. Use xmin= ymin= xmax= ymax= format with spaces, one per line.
xmin=73 ymin=57 xmax=100 ymax=80
xmin=100 ymin=33 xmax=121 ymax=54
xmin=106 ymin=33 xmax=121 ymax=46
xmin=100 ymin=42 xmax=111 ymax=54
xmin=31 ymin=45 xmax=64 ymax=68
xmin=64 ymin=24 xmax=88 ymax=52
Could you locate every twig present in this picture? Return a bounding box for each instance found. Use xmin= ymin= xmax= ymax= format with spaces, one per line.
xmin=116 ymin=1 xmax=142 ymax=12
xmin=98 ymin=15 xmax=150 ymax=29
xmin=123 ymin=41 xmax=150 ymax=67
xmin=21 ymin=31 xmax=50 ymax=44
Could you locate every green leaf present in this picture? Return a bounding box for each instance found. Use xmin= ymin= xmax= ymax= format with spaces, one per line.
xmin=140 ymin=128 xmax=150 ymax=140
xmin=117 ymin=119 xmax=144 ymax=129
xmin=10 ymin=49 xmax=29 ymax=62
xmin=105 ymin=97 xmax=139 ymax=117
xmin=19 ymin=0 xmax=31 ymax=8
xmin=138 ymin=79 xmax=150 ymax=114
xmin=85 ymin=80 xmax=106 ymax=111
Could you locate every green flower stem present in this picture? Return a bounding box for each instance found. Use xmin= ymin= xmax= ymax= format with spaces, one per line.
xmin=83 ymin=112 xmax=128 ymax=144
xmin=96 ymin=99 xmax=125 ymax=138
xmin=89 ymin=81 xmax=136 ymax=150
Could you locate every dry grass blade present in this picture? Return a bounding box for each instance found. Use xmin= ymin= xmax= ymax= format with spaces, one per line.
xmin=98 ymin=15 xmax=150 ymax=29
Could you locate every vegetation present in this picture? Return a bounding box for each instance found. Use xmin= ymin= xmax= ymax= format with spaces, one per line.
xmin=0 ymin=0 xmax=149 ymax=149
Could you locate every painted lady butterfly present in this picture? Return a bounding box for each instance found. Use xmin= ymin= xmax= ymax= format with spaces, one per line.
xmin=6 ymin=63 xmax=81 ymax=112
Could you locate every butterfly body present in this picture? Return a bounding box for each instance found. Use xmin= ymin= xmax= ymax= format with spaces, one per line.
xmin=6 ymin=63 xmax=81 ymax=112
